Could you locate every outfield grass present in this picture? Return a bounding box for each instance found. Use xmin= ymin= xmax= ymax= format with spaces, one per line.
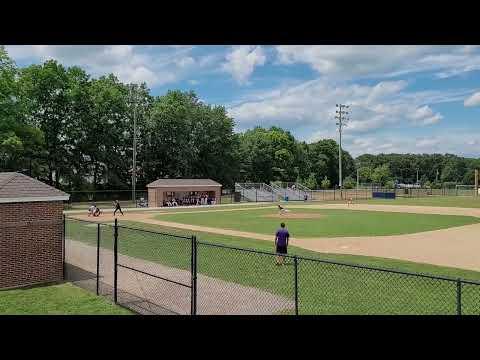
xmin=66 ymin=218 xmax=480 ymax=314
xmin=153 ymin=207 xmax=480 ymax=237
xmin=357 ymin=196 xmax=480 ymax=208
xmin=0 ymin=283 xmax=132 ymax=315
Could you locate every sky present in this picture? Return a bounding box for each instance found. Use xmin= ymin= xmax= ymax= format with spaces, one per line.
xmin=5 ymin=45 xmax=480 ymax=158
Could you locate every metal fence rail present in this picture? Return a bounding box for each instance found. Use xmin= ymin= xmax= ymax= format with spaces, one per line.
xmin=64 ymin=216 xmax=480 ymax=315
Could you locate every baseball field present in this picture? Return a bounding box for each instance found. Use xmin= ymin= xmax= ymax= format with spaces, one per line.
xmin=65 ymin=196 xmax=480 ymax=314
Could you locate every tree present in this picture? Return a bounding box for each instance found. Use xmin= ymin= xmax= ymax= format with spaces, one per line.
xmin=441 ymin=155 xmax=467 ymax=183
xmin=144 ymin=90 xmax=238 ymax=187
xmin=321 ymin=176 xmax=331 ymax=189
xmin=19 ymin=60 xmax=73 ymax=186
xmin=237 ymin=126 xmax=298 ymax=183
xmin=343 ymin=176 xmax=356 ymax=189
xmin=385 ymin=180 xmax=395 ymax=189
xmin=357 ymin=166 xmax=372 ymax=183
xmin=307 ymin=139 xmax=355 ymax=187
xmin=303 ymin=173 xmax=318 ymax=189
xmin=371 ymin=164 xmax=392 ymax=186
xmin=0 ymin=46 xmax=45 ymax=175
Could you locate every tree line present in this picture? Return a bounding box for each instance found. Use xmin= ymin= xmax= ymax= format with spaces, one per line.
xmin=1 ymin=46 xmax=478 ymax=191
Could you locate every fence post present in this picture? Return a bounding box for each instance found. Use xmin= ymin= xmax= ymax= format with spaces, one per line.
xmin=294 ymin=256 xmax=299 ymax=315
xmin=456 ymin=279 xmax=462 ymax=315
xmin=96 ymin=223 xmax=101 ymax=296
xmin=113 ymin=218 xmax=118 ymax=303
xmin=191 ymin=235 xmax=198 ymax=315
xmin=62 ymin=214 xmax=66 ymax=280
xmin=191 ymin=235 xmax=194 ymax=314
xmin=256 ymin=189 xmax=258 ymax=202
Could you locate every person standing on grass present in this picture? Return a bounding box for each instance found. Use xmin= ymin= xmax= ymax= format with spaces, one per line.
xmin=113 ymin=200 xmax=124 ymax=216
xmin=275 ymin=222 xmax=290 ymax=265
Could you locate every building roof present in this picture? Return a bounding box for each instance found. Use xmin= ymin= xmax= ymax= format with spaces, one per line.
xmin=147 ymin=178 xmax=222 ymax=188
xmin=0 ymin=172 xmax=70 ymax=203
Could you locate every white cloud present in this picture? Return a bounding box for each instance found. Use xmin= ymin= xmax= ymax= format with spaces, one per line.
xmin=275 ymin=45 xmax=480 ymax=80
xmin=407 ymin=106 xmax=443 ymax=125
xmin=222 ymin=46 xmax=266 ymax=85
xmin=416 ymin=138 xmax=441 ymax=148
xmin=5 ymin=45 xmax=219 ymax=88
xmin=464 ymin=92 xmax=480 ymax=107
xmin=336 ymin=133 xmax=480 ymax=157
xmin=228 ymin=79 xmax=447 ymax=133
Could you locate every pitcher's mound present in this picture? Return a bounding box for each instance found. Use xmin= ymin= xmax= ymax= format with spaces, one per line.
xmin=263 ymin=212 xmax=323 ymax=219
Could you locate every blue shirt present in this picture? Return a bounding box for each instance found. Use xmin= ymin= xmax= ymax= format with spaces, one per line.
xmin=276 ymin=228 xmax=290 ymax=247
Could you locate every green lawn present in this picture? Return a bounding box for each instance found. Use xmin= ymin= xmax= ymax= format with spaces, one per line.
xmin=0 ymin=283 xmax=132 ymax=315
xmin=357 ymin=196 xmax=480 ymax=208
xmin=153 ymin=207 xmax=480 ymax=237
xmin=66 ymin=217 xmax=480 ymax=315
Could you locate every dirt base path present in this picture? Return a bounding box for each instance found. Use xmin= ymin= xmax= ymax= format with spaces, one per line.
xmin=289 ymin=203 xmax=480 ymax=217
xmin=69 ymin=203 xmax=480 ymax=272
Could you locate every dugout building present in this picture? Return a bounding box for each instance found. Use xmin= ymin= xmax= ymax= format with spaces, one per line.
xmin=147 ymin=178 xmax=222 ymax=207
xmin=0 ymin=172 xmax=69 ymax=289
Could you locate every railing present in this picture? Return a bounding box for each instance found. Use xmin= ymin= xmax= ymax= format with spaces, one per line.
xmin=235 ymin=183 xmax=276 ymax=202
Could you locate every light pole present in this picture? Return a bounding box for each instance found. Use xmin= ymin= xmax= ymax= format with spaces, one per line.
xmin=131 ymin=86 xmax=138 ymax=206
xmin=335 ymin=104 xmax=349 ymax=192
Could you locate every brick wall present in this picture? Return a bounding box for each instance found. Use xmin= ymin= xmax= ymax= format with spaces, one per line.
xmin=0 ymin=201 xmax=64 ymax=289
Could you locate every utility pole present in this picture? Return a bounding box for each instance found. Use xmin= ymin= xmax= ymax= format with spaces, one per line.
xmin=335 ymin=104 xmax=349 ymax=191
xmin=131 ymin=86 xmax=138 ymax=206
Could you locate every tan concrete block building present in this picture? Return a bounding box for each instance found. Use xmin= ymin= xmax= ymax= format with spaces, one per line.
xmin=147 ymin=179 xmax=221 ymax=207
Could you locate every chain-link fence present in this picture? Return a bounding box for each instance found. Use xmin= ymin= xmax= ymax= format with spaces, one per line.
xmin=310 ymin=189 xmax=372 ymax=201
xmin=64 ymin=189 xmax=148 ymax=210
xmin=64 ymin=216 xmax=480 ymax=315
xmin=115 ymin=225 xmax=194 ymax=315
xmin=64 ymin=217 xmax=115 ymax=301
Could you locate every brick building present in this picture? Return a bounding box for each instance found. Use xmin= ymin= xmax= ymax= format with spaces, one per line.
xmin=0 ymin=172 xmax=69 ymax=289
xmin=147 ymin=179 xmax=222 ymax=207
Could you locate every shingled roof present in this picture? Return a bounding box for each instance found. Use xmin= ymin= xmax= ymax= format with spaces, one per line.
xmin=147 ymin=178 xmax=222 ymax=188
xmin=0 ymin=172 xmax=70 ymax=203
